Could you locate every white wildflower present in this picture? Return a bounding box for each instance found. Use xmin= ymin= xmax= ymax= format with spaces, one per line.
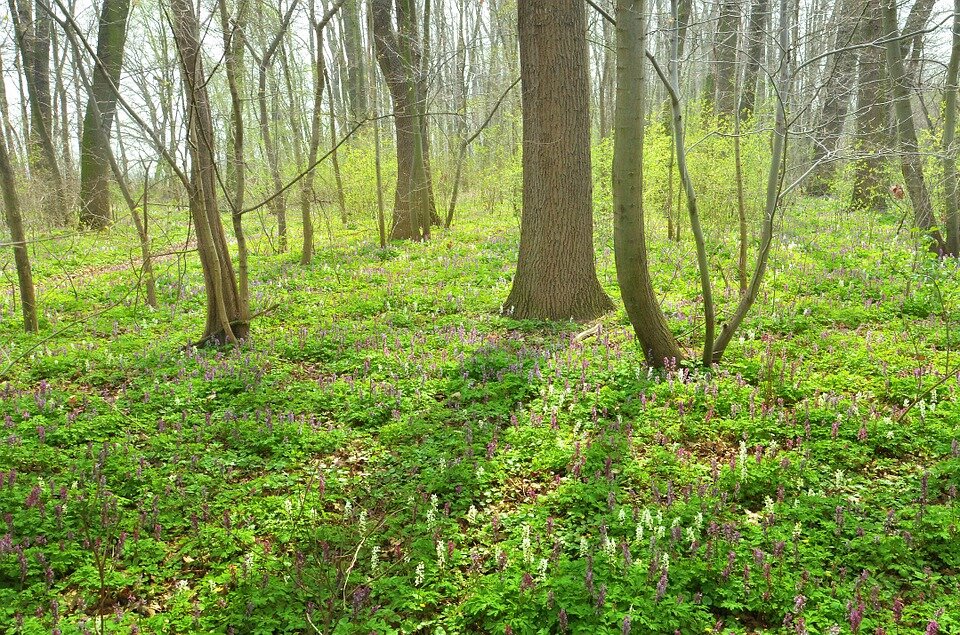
xmin=414 ymin=562 xmax=425 ymax=586
xmin=358 ymin=510 xmax=368 ymax=534
xmin=579 ymin=536 xmax=590 ymax=557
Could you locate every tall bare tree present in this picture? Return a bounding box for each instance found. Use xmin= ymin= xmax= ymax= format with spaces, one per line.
xmin=372 ymin=0 xmax=435 ymax=241
xmin=8 ymin=0 xmax=69 ymax=223
xmin=78 ymin=0 xmax=131 ymax=229
xmin=0 ymin=128 xmax=38 ymax=333
xmin=881 ymin=0 xmax=946 ymax=251
xmin=850 ymin=1 xmax=887 ymax=212
xmin=169 ymin=0 xmax=247 ymax=343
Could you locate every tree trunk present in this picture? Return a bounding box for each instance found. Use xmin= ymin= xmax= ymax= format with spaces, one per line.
xmin=327 ymin=67 xmax=348 ymax=224
xmin=371 ymin=0 xmax=436 ymax=241
xmin=739 ymin=0 xmax=768 ymax=118
xmin=806 ymin=0 xmax=857 ymax=195
xmin=881 ymin=0 xmax=946 ymax=252
xmin=341 ymin=0 xmax=367 ymax=123
xmin=714 ymin=0 xmax=740 ymax=120
xmin=599 ymin=16 xmax=615 ymax=138
xmin=943 ymin=0 xmax=960 ymax=256
xmin=711 ymin=0 xmax=792 ymax=362
xmin=169 ymin=0 xmax=246 ymax=344
xmin=78 ymin=0 xmax=131 ymax=229
xmin=0 ymin=129 xmax=38 ymax=333
xmin=614 ymin=0 xmax=682 ymax=365
xmin=850 ymin=2 xmax=887 ymax=212
xmin=9 ymin=0 xmax=69 ymax=224
xmin=218 ymin=0 xmax=251 ymax=309
xmin=504 ymin=0 xmax=613 ymax=321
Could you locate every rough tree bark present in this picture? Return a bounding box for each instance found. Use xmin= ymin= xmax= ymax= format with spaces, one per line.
xmin=738 ymin=0 xmax=767 ymax=118
xmin=78 ymin=0 xmax=131 ymax=229
xmin=503 ymin=0 xmax=613 ymax=321
xmin=850 ymin=2 xmax=887 ymax=212
xmin=806 ymin=0 xmax=859 ymax=196
xmin=372 ymin=0 xmax=435 ymax=241
xmin=714 ymin=0 xmax=740 ymax=119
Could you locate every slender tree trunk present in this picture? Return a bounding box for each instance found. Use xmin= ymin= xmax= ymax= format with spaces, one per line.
xmin=368 ymin=3 xmax=386 ymax=248
xmin=218 ymin=0 xmax=250 ymax=310
xmin=9 ymin=0 xmax=69 ymax=224
xmin=504 ymin=0 xmax=613 ymax=321
xmin=656 ymin=1 xmax=716 ymax=364
xmin=0 ymin=131 xmax=38 ymax=333
xmin=881 ymin=0 xmax=946 ymax=252
xmin=327 ymin=68 xmax=348 ymax=224
xmin=734 ymin=102 xmax=748 ymax=292
xmin=711 ymin=0 xmax=792 ymax=362
xmin=258 ymin=62 xmax=287 ymax=252
xmin=0 ymin=57 xmax=20 ymax=163
xmin=614 ymin=0 xmax=682 ymax=365
xmin=300 ymin=0 xmax=326 ymax=264
xmin=251 ymin=1 xmax=299 ymax=254
xmin=341 ymin=0 xmax=367 ymax=123
xmin=944 ymin=0 xmax=960 ymax=256
xmin=599 ymin=16 xmax=615 ymax=138
xmin=52 ymin=29 xmax=72 ymax=177
xmin=78 ymin=0 xmax=131 ymax=229
xmin=169 ymin=0 xmax=246 ymax=344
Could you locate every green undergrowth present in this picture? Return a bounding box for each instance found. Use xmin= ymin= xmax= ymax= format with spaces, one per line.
xmin=0 ymin=193 xmax=959 ymax=634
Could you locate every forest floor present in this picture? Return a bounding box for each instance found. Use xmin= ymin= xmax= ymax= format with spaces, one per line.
xmin=1 ymin=199 xmax=959 ymax=634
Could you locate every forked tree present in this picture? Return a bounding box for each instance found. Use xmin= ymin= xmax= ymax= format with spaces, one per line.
xmin=169 ymin=0 xmax=248 ymax=344
xmin=502 ymin=0 xmax=613 ymax=321
xmin=613 ymin=0 xmax=791 ymax=367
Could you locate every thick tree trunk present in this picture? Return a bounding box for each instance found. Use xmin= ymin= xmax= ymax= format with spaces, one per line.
xmin=806 ymin=0 xmax=858 ymax=195
xmin=850 ymin=2 xmax=887 ymax=212
xmin=78 ymin=0 xmax=131 ymax=229
xmin=341 ymin=0 xmax=367 ymax=123
xmin=0 ymin=131 xmax=38 ymax=333
xmin=738 ymin=0 xmax=767 ymax=118
xmin=9 ymin=0 xmax=69 ymax=224
xmin=169 ymin=0 xmax=247 ymax=344
xmin=504 ymin=0 xmax=613 ymax=321
xmin=881 ymin=0 xmax=946 ymax=252
xmin=714 ymin=0 xmax=740 ymax=119
xmin=371 ymin=0 xmax=435 ymax=241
